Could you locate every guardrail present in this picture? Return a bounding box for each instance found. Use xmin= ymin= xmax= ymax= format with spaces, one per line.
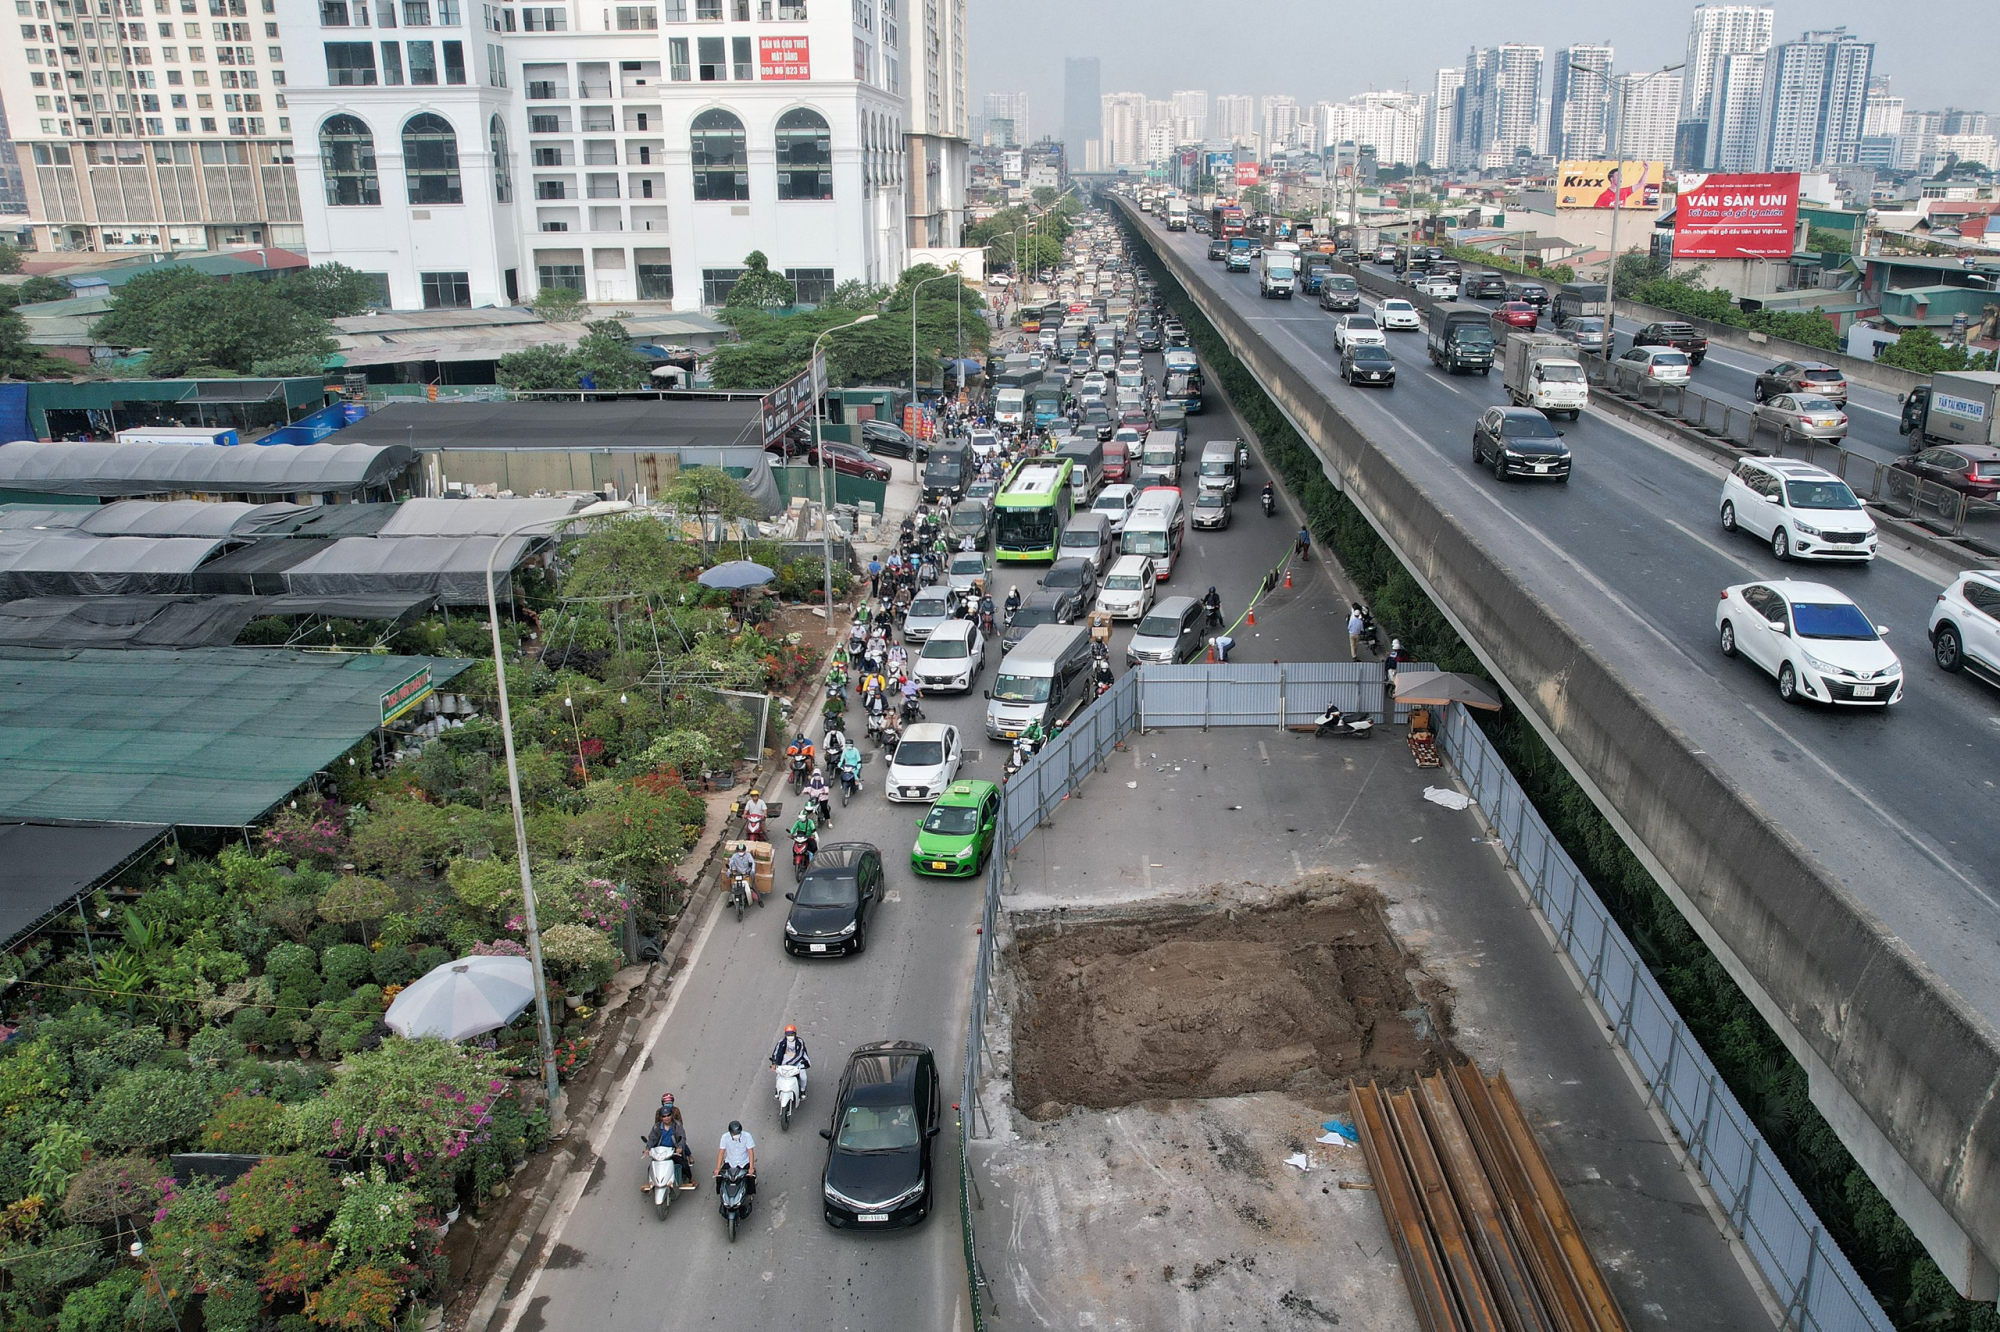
xmin=1436 ymin=701 xmax=1893 ymax=1332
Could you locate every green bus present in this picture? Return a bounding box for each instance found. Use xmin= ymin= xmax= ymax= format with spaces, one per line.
xmin=993 ymin=456 xmax=1075 ymax=562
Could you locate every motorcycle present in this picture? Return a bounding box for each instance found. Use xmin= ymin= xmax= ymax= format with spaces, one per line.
xmin=788 ymin=749 xmax=812 ymax=792
xmin=1313 ymin=704 xmax=1375 ymax=739
xmin=1203 ymin=597 xmax=1223 ymax=630
xmin=717 ymin=1163 xmax=752 ymax=1241
xmin=774 ymin=1064 xmax=806 ymax=1130
xmin=1003 ymin=734 xmax=1039 ymax=781
xmin=900 ymin=695 xmax=925 ymax=725
xmin=1261 ymin=488 xmax=1276 ymax=518
xmin=640 ymin=1137 xmax=680 ymax=1218
xmin=1358 ymin=610 xmax=1381 ymax=655
xmin=729 ymin=869 xmax=753 ymax=922
xmin=792 ymin=832 xmax=815 ymax=880
xmin=742 ymin=809 xmax=766 ymax=843
xmin=811 ymin=791 xmax=833 ymax=828
xmin=1237 ymin=440 xmax=1251 ymax=474
xmin=840 ymin=766 xmax=861 ymax=805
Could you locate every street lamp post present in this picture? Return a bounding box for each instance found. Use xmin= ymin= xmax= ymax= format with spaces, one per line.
xmin=812 ymin=313 xmax=880 ymax=622
xmin=483 ymin=498 xmax=633 ymax=1122
xmin=1574 ymin=60 xmax=1684 ymax=358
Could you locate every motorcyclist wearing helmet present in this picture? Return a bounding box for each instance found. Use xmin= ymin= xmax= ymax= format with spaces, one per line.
xmin=644 ymin=1093 xmax=689 ymax=1189
xmin=770 ymin=1024 xmax=811 ymax=1097
xmin=715 ymin=1120 xmax=756 ymax=1194
xmin=726 ymin=843 xmax=759 ymax=908
xmin=790 ymin=807 xmax=820 ymax=861
xmin=1004 ymin=584 xmax=1022 ymax=620
xmin=1202 ymin=586 xmax=1221 ymax=628
xmin=741 ymin=787 xmax=767 ymax=836
xmin=804 ymin=767 xmax=833 ymax=825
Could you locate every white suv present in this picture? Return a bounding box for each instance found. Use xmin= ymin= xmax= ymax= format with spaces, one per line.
xmin=1928 ymin=570 xmax=2000 ymax=688
xmin=1719 ymin=457 xmax=1878 ymax=562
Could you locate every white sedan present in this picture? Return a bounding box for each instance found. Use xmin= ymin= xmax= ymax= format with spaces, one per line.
xmin=1716 ymin=580 xmax=1903 ymax=706
xmin=1333 ymin=314 xmax=1386 ymax=353
xmin=1378 ymin=299 xmax=1421 ymax=331
xmin=885 ymin=723 xmax=964 ymax=801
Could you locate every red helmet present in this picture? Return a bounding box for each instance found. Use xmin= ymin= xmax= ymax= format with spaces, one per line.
xmin=660 ymin=1093 xmax=674 ymax=1106
xmin=784 ymin=1024 xmax=797 ymax=1035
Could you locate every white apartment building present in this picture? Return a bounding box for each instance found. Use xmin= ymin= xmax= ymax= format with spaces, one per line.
xmin=1211 ymin=92 xmax=1250 ymax=146
xmin=1097 ymin=89 xmax=1141 ymax=167
xmin=1608 ymin=70 xmax=1680 ymax=162
xmin=0 ymin=0 xmax=305 ymax=252
xmin=282 ymin=0 xmax=964 ymax=313
xmin=1317 ymin=90 xmax=1421 ymax=167
xmin=1168 ymin=88 xmax=1204 ymax=143
xmin=1677 ymin=3 xmax=1772 ymax=167
xmin=1259 ymin=93 xmax=1296 ymax=153
xmin=1756 ymin=28 xmax=1872 ymax=170
xmin=1423 ymin=67 xmax=1459 ymax=168
xmin=1549 ymin=44 xmax=1610 ymax=160
xmin=1702 ymin=49 xmax=1765 ymax=171
xmin=1479 ymin=43 xmax=1541 ymax=169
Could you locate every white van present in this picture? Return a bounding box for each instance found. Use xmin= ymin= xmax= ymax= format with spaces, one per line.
xmin=985 ymin=624 xmax=1094 ymax=739
xmin=1120 ymin=487 xmax=1186 ymax=582
xmin=1197 ymin=440 xmax=1239 ymax=499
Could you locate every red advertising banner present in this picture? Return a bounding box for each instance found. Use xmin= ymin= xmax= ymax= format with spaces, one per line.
xmin=1233 ymin=162 xmax=1260 ymax=187
xmin=757 ymin=35 xmax=809 ymax=80
xmin=1672 ymin=172 xmax=1800 ymax=259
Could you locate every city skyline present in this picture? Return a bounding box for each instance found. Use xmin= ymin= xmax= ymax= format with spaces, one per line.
xmin=967 ymin=0 xmax=1996 ymax=138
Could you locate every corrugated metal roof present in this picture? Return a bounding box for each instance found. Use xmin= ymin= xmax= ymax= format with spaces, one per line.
xmin=0 ymin=441 xmax=413 ymax=497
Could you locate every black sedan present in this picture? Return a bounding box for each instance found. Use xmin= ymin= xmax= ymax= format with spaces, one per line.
xmin=1036 ymin=558 xmax=1097 ymax=619
xmin=820 ymin=1040 xmax=940 ymax=1229
xmin=1136 ymin=325 xmax=1164 ymax=351
xmin=1342 ymin=343 xmax=1396 ymax=387
xmin=1472 ymin=406 xmax=1571 ymax=482
xmin=783 ymin=843 xmax=882 ymax=957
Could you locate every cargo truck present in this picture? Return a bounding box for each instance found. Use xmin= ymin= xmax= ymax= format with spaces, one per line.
xmin=1427 ymin=302 xmax=1497 ymax=375
xmin=1502 ymin=332 xmax=1589 ymax=420
xmin=1257 ymin=249 xmax=1297 ymax=299
xmin=1899 ymin=371 xmax=2000 ymax=451
xmin=1165 ymin=198 xmax=1189 ymax=230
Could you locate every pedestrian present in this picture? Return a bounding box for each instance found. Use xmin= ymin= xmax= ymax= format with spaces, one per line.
xmin=1212 ymin=633 xmax=1235 ymax=662
xmin=1346 ymin=604 xmax=1365 ymax=661
xmin=1295 ymin=526 xmax=1313 ymax=562
xmin=867 ymin=556 xmax=883 ymax=598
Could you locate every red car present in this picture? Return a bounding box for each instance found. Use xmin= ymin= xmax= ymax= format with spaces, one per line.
xmin=1493 ymin=302 xmax=1539 ymax=331
xmin=766 ymin=440 xmax=891 ymax=482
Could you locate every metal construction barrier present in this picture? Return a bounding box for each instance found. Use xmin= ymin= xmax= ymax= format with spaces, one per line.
xmin=1000 ymin=667 xmax=1142 ymax=853
xmin=1135 ymin=661 xmax=1384 ymax=728
xmin=1436 ymin=702 xmax=1894 ymax=1332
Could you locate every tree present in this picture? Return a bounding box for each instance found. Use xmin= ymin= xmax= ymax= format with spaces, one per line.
xmin=1613 ymin=252 xmax=1669 ymax=298
xmin=571 ymin=318 xmax=648 ymax=390
xmin=493 ymin=343 xmax=578 ymax=392
xmin=666 ymin=465 xmax=762 ymax=533
xmin=275 ymin=263 xmax=380 ymax=318
xmin=533 ymin=285 xmax=587 ymax=322
xmin=1878 ymin=326 xmax=1974 ymax=374
xmin=0 ymin=306 xmax=64 ymax=379
xmin=724 ymin=251 xmax=797 ymax=310
xmin=88 ymin=267 xmax=338 ymax=376
xmin=0 ymin=246 xmax=22 ymax=275
xmin=9 ymin=276 xmax=70 ymax=306
xmin=1032 ymin=186 xmax=1058 ymax=208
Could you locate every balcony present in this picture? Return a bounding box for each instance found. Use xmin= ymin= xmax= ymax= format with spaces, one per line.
xmin=630 ymin=204 xmax=668 ymax=232
xmin=585 ymin=175 xmax=619 ymax=200
xmin=581 ymin=141 xmax=616 ymax=165
xmin=758 ymin=0 xmax=805 ymax=15
xmin=526 ymin=80 xmax=567 ymax=99
xmin=588 ymin=205 xmax=622 ymax=231
xmin=535 ymin=181 xmax=568 ymax=200
xmin=577 ymin=79 xmax=610 ymax=97
xmin=581 ymin=110 xmax=615 ymax=132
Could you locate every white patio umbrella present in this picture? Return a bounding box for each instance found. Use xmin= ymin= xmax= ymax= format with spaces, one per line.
xmin=384 ymin=955 xmax=537 ymax=1041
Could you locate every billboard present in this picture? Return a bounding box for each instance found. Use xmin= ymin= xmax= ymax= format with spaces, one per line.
xmin=1205 ymin=151 xmax=1234 ymax=185
xmin=757 ymin=35 xmax=809 ymax=80
xmin=1234 ymin=162 xmax=1260 ymax=187
xmin=1555 ymin=159 xmax=1664 ymax=209
xmin=1672 ymin=173 xmax=1800 ymax=259
xmin=760 ymin=357 xmax=820 ymax=446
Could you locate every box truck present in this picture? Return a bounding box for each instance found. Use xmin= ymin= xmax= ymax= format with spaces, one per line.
xmin=1899 ymin=371 xmax=2000 ymax=451
xmin=1503 ymin=332 xmax=1590 ymax=420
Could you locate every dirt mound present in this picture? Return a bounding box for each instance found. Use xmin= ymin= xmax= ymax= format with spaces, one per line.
xmin=1011 ymin=887 xmax=1441 ymax=1117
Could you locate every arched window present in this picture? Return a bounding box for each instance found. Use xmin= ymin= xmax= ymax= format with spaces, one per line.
xmin=489 ymin=114 xmax=512 ymax=203
xmin=775 ymin=107 xmax=831 ymax=200
xmin=401 ymin=112 xmax=462 ymax=205
xmin=690 ymin=107 xmax=747 ymax=201
xmin=319 ymin=114 xmax=379 ymax=207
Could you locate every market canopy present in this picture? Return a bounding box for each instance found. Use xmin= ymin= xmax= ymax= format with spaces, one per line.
xmin=0 ymin=441 xmax=413 ymax=498
xmin=0 ymin=533 xmax=229 ymax=598
xmin=1392 ymin=669 xmax=1505 ymax=712
xmin=375 ymin=496 xmax=584 ymax=539
xmin=0 ymin=593 xmax=436 ymax=649
xmin=0 ymin=647 xmax=470 ymax=826
xmin=283 ymin=534 xmax=537 ymax=604
xmin=0 ymin=821 xmax=169 ymax=948
xmin=75 ymin=499 xmax=305 ymax=538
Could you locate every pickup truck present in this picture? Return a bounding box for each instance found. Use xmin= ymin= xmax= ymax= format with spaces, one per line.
xmin=1900 ymin=370 xmax=2000 ymax=451
xmin=1632 ymin=321 xmax=1709 ymax=365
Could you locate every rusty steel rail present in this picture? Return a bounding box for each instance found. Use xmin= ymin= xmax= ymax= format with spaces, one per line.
xmin=1352 ymin=1069 xmax=1632 ymax=1332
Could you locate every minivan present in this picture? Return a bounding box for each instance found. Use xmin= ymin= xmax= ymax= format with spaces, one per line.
xmin=1197 ymin=440 xmax=1239 ymax=499
xmin=922 ymin=442 xmax=970 ymax=503
xmin=985 ymin=623 xmax=1094 ymax=739
xmin=1127 ymin=595 xmax=1207 ymax=665
xmin=1057 ymin=511 xmax=1114 ymax=571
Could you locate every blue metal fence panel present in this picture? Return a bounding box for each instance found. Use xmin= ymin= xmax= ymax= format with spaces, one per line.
xmin=1435 ymin=703 xmax=1893 ymax=1332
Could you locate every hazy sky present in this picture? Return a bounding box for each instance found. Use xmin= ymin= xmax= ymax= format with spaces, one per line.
xmin=968 ymin=1 xmax=1997 ymax=135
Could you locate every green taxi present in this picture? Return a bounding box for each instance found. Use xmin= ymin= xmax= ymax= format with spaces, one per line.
xmin=910 ymin=779 xmax=1002 ymax=877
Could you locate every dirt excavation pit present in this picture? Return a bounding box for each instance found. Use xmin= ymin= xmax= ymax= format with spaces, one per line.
xmin=1011 ymin=880 xmax=1448 ymax=1118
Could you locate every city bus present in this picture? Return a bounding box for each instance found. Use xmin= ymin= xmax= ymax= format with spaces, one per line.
xmin=993 ymin=457 xmax=1076 ymax=562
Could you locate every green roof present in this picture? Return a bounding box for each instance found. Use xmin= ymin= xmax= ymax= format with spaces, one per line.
xmin=0 ymin=647 xmax=469 ymax=826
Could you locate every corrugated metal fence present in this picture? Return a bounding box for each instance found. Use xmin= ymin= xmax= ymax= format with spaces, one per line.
xmin=1437 ymin=702 xmax=1894 ymax=1332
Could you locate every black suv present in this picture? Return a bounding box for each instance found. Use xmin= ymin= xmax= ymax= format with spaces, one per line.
xmin=820 ymin=1040 xmax=940 ymax=1229
xmin=860 ymin=419 xmax=928 ymax=461
xmin=1466 ymin=274 xmax=1510 ymax=300
xmin=1207 ymin=239 xmax=1229 ymax=261
xmin=1472 ymin=406 xmax=1571 ymax=483
xmin=1136 ymin=324 xmax=1164 ymax=351
xmin=1037 ymin=557 xmax=1099 ymax=617
xmin=1633 ymin=321 xmax=1709 ymax=365
xmin=1002 ymin=590 xmax=1068 ymax=651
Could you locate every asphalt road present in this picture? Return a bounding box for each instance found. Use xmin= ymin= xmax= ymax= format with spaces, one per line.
xmin=1139 ymin=212 xmax=2000 ymax=1033
xmin=492 ymin=351 xmax=1291 ymax=1332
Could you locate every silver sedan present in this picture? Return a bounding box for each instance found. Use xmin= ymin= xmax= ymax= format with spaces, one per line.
xmin=1753 ymin=394 xmax=1850 ymax=444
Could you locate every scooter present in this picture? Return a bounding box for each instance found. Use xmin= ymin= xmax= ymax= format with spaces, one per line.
xmin=774 ymin=1063 xmax=807 ymax=1130
xmin=742 ymin=809 xmax=766 ymax=843
xmin=792 ymin=833 xmax=815 ymax=880
xmin=900 ymin=695 xmax=925 ymax=725
xmin=1313 ymin=704 xmax=1375 ymax=739
xmin=1358 ymin=609 xmax=1382 ymax=656
xmin=729 ymin=869 xmax=753 ymax=922
xmin=1237 ymin=440 xmax=1251 ymax=474
xmin=789 ymin=750 xmax=811 ymax=792
xmin=717 ymin=1163 xmax=752 ymax=1241
xmin=640 ymin=1137 xmax=680 ymax=1217
xmin=840 ymin=766 xmax=861 ymax=805
xmin=1261 ymin=488 xmax=1276 ymax=518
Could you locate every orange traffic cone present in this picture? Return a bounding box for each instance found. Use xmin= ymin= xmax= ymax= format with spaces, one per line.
xmin=1206 ymin=641 xmax=1217 ymax=662
xmin=1247 ymin=607 xmax=1256 ymax=626
xmin=1283 ymin=567 xmax=1293 ymax=589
